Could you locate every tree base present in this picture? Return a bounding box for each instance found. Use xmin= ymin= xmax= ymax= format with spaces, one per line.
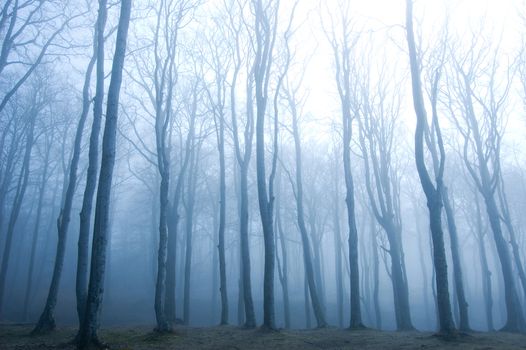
xmin=348 ymin=323 xmax=367 ymax=331
xmin=259 ymin=324 xmax=278 ymax=333
xmin=243 ymin=321 xmax=256 ymax=329
xmin=31 ymin=311 xmax=56 ymax=335
xmin=78 ymin=335 xmax=108 ymax=349
xmin=432 ymin=329 xmax=460 ymax=340
xmin=500 ymin=322 xmax=526 ymax=333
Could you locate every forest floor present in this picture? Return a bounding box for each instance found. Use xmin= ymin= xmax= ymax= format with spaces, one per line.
xmin=1 ymin=324 xmax=526 ymax=350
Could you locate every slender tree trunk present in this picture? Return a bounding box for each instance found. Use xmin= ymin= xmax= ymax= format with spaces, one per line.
xmin=474 ymin=198 xmax=494 ymax=331
xmin=290 ymin=107 xmax=326 ymax=327
xmin=75 ymin=3 xmax=107 ymax=326
xmin=23 ymin=141 xmax=51 ymax=321
xmin=333 ymin=188 xmax=344 ymax=328
xmin=165 ymin=92 xmax=196 ymax=325
xmin=217 ymin=114 xmax=228 ymax=325
xmin=304 ymin=276 xmax=311 ymax=328
xmin=183 ymin=147 xmax=198 ymax=325
xmin=0 ymin=112 xmax=35 ymax=318
xmin=276 ymin=198 xmax=290 ymax=328
xmin=497 ymin=183 xmax=526 ymax=311
xmin=483 ymin=193 xmax=525 ymax=331
xmin=344 ymin=156 xmax=362 ymax=328
xmin=371 ymin=223 xmax=381 ymax=329
xmin=77 ymin=0 xmax=131 ymax=346
xmin=415 ymin=210 xmax=431 ymax=329
xmin=239 ymin=164 xmax=256 ymax=327
xmin=442 ymin=187 xmax=470 ymax=331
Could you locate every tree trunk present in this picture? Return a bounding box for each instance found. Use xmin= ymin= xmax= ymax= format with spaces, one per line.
xmin=23 ymin=139 xmax=51 ymax=321
xmin=474 ymin=198 xmax=494 ymax=331
xmin=217 ymin=111 xmax=228 ymax=325
xmin=333 ymin=186 xmax=344 ymax=328
xmin=290 ymin=106 xmax=326 ymax=328
xmin=442 ymin=187 xmax=470 ymax=331
xmin=76 ymin=2 xmax=107 ymax=325
xmin=0 ymin=110 xmax=35 ymax=318
xmin=276 ymin=198 xmax=290 ymax=328
xmin=371 ymin=224 xmax=381 ymax=329
xmin=183 ymin=146 xmax=198 ymax=325
xmin=239 ymin=165 xmax=256 ymax=327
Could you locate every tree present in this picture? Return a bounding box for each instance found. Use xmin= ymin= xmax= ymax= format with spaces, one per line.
xmin=449 ymin=35 xmax=526 ymax=332
xmin=324 ymin=0 xmax=364 ymax=328
xmin=77 ymin=0 xmax=131 ymax=346
xmin=355 ymin=58 xmax=413 ymax=330
xmin=226 ymin=0 xmax=257 ymax=328
xmin=252 ymin=0 xmax=280 ymax=329
xmin=0 ymin=76 xmax=41 ymax=317
xmin=405 ymin=0 xmax=455 ymax=335
xmin=283 ymin=77 xmax=327 ymax=328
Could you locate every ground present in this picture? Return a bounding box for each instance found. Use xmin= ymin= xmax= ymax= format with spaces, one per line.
xmin=1 ymin=324 xmax=526 ymax=349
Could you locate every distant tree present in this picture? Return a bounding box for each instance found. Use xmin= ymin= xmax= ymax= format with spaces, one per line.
xmin=448 ymin=35 xmax=526 ymax=332
xmin=323 ymin=0 xmax=364 ymax=328
xmin=355 ymin=58 xmax=413 ymax=330
xmin=0 ymin=76 xmax=43 ymax=318
xmin=283 ymin=75 xmax=327 ymax=328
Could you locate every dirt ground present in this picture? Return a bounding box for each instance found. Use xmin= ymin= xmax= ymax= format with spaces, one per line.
xmin=1 ymin=324 xmax=526 ymax=350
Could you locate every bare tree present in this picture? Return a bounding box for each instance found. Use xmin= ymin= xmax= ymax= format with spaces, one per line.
xmin=323 ymin=0 xmax=364 ymax=328
xmin=252 ymin=0 xmax=280 ymax=329
xmin=77 ymin=0 xmax=131 ymax=346
xmin=405 ymin=0 xmax=455 ymax=335
xmin=283 ymin=75 xmax=327 ymax=327
xmin=449 ymin=35 xmax=526 ymax=332
xmin=226 ymin=0 xmax=257 ymax=328
xmin=355 ymin=57 xmax=413 ymax=330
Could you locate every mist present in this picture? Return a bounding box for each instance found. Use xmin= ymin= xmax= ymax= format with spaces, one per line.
xmin=1 ymin=0 xmax=526 ymax=348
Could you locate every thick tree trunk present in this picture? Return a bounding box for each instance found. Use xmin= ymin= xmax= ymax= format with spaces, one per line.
xmin=77 ymin=0 xmax=131 ymax=347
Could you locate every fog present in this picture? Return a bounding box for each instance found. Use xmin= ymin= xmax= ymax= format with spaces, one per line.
xmin=1 ymin=0 xmax=526 ymax=347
